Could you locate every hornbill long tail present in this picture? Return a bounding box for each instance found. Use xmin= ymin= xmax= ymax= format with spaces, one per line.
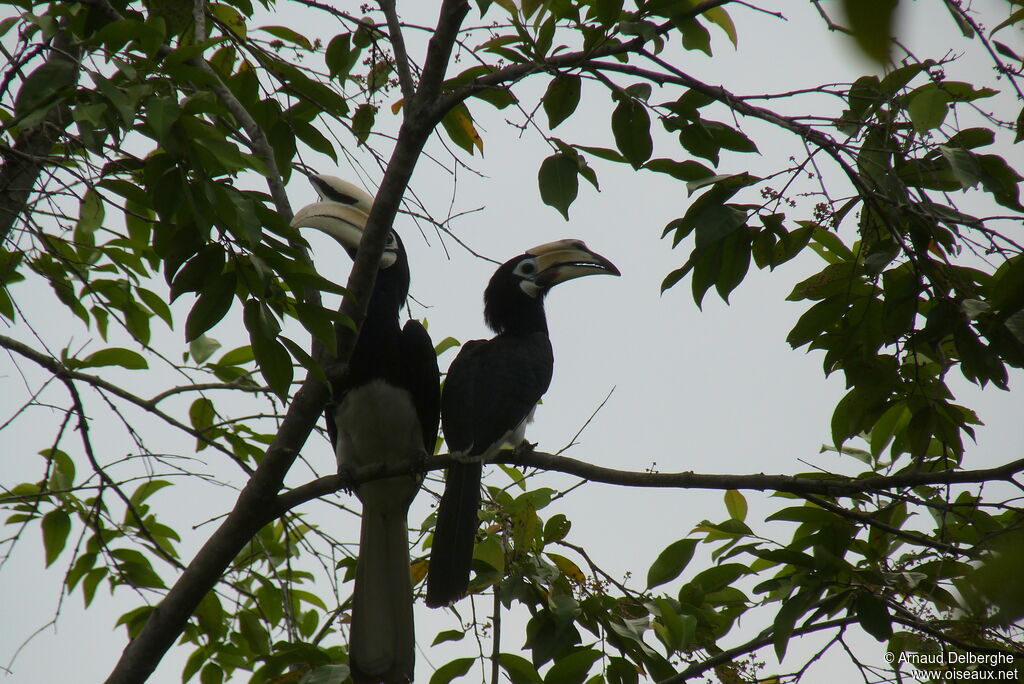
xmin=292 ymin=175 xmax=440 ymax=683
xmin=425 ymin=239 xmax=619 ymax=608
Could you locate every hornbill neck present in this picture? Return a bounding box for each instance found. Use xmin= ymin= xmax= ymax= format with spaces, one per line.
xmin=483 ymin=284 xmax=548 ymax=336
xmin=359 ymin=250 xmax=410 ymax=325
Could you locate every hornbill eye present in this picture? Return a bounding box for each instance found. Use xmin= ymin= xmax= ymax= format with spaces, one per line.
xmin=385 ymin=232 xmax=398 ymax=248
xmin=515 ymin=259 xmax=538 ymax=278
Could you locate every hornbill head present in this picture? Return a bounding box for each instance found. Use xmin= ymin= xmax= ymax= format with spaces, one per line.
xmin=484 ymin=239 xmax=620 ymax=334
xmin=290 ymin=174 xmax=406 ymax=272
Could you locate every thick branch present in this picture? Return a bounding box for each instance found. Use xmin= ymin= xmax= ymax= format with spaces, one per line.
xmin=412 ymin=0 xmax=470 ymax=120
xmin=272 ymin=449 xmax=1024 ymax=520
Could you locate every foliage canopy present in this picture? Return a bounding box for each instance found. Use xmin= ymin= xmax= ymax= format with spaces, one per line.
xmin=1 ymin=0 xmax=1023 ymax=683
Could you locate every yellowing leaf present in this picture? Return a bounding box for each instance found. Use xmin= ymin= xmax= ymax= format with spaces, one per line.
xmin=410 ymin=558 xmax=429 ymax=585
xmin=210 ymin=3 xmax=247 ymax=39
xmin=547 ymin=552 xmax=586 ymax=584
xmin=391 ymin=98 xmax=404 ymax=115
xmin=453 ymin=108 xmax=483 ymax=153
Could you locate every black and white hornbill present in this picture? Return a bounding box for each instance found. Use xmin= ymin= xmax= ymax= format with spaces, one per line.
xmin=291 ymin=175 xmax=440 ymax=683
xmin=425 ymin=239 xmax=619 ymax=607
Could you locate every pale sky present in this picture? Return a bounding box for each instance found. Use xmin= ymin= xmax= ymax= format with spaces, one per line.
xmin=2 ymin=1 xmax=1021 ymax=682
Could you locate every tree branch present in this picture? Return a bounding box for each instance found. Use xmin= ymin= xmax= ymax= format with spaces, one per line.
xmin=272 ymin=448 xmax=1024 ymax=521
xmin=431 ymin=0 xmax=734 ymax=116
xmin=797 ymin=492 xmax=967 ymax=557
xmin=379 ymin=0 xmax=416 ymax=105
xmin=60 ymin=377 xmax=185 ymax=570
xmin=0 ymin=334 xmax=253 ymax=472
xmin=660 ymin=617 xmax=859 ymax=684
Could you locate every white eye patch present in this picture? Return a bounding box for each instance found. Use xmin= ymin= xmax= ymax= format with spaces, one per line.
xmin=519 ymin=280 xmax=542 ymax=298
xmin=513 ymin=258 xmax=539 ymax=279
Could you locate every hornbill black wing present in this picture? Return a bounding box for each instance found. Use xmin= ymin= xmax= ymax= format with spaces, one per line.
xmin=400 ymin=319 xmax=441 ymax=454
xmin=425 ymin=333 xmax=553 ymax=607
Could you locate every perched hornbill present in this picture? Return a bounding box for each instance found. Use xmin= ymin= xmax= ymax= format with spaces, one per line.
xmin=291 ymin=175 xmax=440 ymax=683
xmin=425 ymin=239 xmax=619 ymax=607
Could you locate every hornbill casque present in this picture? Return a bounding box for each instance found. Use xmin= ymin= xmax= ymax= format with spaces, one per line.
xmin=291 ymin=175 xmax=440 ymax=683
xmin=425 ymin=239 xmax=619 ymax=608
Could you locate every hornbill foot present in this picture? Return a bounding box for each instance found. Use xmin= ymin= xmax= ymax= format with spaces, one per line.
xmin=413 ymin=448 xmax=429 ymax=481
xmin=514 ymin=440 xmax=537 ymax=456
xmin=336 ymin=461 xmax=359 ymax=494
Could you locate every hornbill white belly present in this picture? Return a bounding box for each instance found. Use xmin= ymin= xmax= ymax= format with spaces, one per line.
xmin=425 ymin=240 xmax=619 ymax=608
xmin=292 ymin=175 xmax=439 ymax=683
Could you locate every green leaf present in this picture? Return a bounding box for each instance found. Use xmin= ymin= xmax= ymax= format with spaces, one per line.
xmin=611 ymin=97 xmax=652 ymax=168
xmin=724 ymin=489 xmax=747 ymax=522
xmin=138 ymin=288 xmax=173 ymax=327
xmin=14 ymin=58 xmax=76 ymax=121
xmin=908 ymin=88 xmax=949 ymax=132
xmin=200 ymin=663 xmax=224 ymax=684
xmin=75 ymin=347 xmax=149 ymax=370
xmin=352 ymin=103 xmax=375 ymax=145
xmin=938 ymin=145 xmax=981 ymax=189
xmin=854 ymin=592 xmax=893 ymax=640
xmin=81 ymin=567 xmax=107 ymax=608
xmin=130 ymin=480 xmax=172 ymax=505
xmin=75 ymin=189 xmax=104 ymax=254
xmin=300 ymin=664 xmax=349 ymax=684
xmin=644 ymin=158 xmax=714 ymax=182
xmin=543 ymin=514 xmax=571 ymax=544
xmin=543 ymin=75 xmax=582 ymax=129
xmin=42 ymin=509 xmax=71 ymax=567
xmin=146 ymin=95 xmax=180 ymax=141
xmin=434 ymin=336 xmax=461 ymax=356
xmin=543 ymin=648 xmax=601 ymax=684
xmin=244 ymin=299 xmax=293 ymax=398
xmin=43 ymin=448 xmax=76 ymax=490
xmin=842 ymin=0 xmax=897 ymax=64
xmin=259 ymin=25 xmax=313 ymax=50
xmin=977 ymin=154 xmax=1024 ymax=210
xmin=647 ymin=538 xmax=698 ymax=589
xmin=189 ymin=335 xmax=221 ymax=364
xmin=498 ymin=653 xmax=542 ymax=684
xmin=773 ymin=589 xmax=814 ymax=660
xmin=675 ymin=16 xmax=711 ymax=56
xmin=238 ymin=610 xmax=270 ymax=653
xmin=189 ymin=397 xmax=215 ymax=433
xmin=538 ymin=153 xmax=579 ymax=220
xmin=431 ymin=629 xmax=465 ymax=646
xmin=210 ymin=2 xmax=246 ymax=38
xmin=429 ymin=657 xmax=474 ymax=684
xmin=705 ymin=6 xmax=738 ymax=46
xmin=593 ymin=0 xmax=625 ymax=26
xmin=326 ymin=33 xmax=358 ymax=80
xmin=186 ymin=272 xmax=237 ymax=342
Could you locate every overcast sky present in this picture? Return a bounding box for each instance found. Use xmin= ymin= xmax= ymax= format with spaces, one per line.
xmin=2 ymin=1 xmax=1021 ymax=682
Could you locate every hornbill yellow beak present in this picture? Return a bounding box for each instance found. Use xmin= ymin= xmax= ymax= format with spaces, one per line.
xmin=290 ymin=175 xmax=398 ymax=269
xmin=526 ymin=239 xmax=621 ymax=286
xmin=291 ymin=200 xmax=366 ymax=252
